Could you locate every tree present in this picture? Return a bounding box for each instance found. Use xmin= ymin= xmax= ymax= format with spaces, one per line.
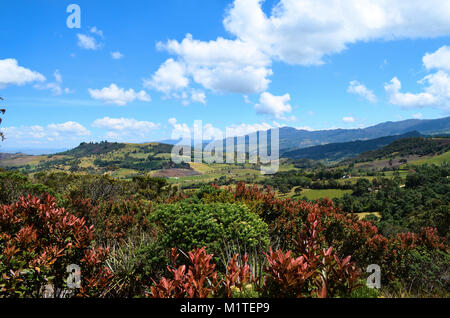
xmin=0 ymin=96 xmax=5 ymax=141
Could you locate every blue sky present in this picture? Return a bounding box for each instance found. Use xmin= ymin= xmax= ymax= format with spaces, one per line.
xmin=1 ymin=0 xmax=450 ymax=151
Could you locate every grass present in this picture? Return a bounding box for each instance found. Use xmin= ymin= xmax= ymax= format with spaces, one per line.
xmin=290 ymin=188 xmax=352 ymax=200
xmin=406 ymin=150 xmax=450 ymax=166
xmin=355 ymin=212 xmax=381 ymax=220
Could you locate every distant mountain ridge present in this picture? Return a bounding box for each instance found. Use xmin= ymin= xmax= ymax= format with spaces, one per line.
xmin=276 ymin=116 xmax=450 ymax=152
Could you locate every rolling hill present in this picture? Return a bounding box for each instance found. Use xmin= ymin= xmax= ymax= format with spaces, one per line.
xmin=0 ymin=141 xmax=192 ymax=179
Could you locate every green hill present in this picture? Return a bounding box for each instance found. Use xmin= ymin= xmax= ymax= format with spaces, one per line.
xmin=281 ymin=131 xmax=422 ymax=161
xmin=353 ymin=136 xmax=450 ymax=163
xmin=0 ymin=141 xmax=191 ymax=179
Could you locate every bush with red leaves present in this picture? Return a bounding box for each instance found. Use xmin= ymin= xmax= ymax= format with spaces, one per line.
xmin=0 ymin=195 xmax=112 ymax=297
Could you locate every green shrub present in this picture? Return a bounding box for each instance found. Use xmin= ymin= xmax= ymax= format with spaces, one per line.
xmin=0 ymin=171 xmax=58 ymax=205
xmin=150 ymin=203 xmax=269 ymax=263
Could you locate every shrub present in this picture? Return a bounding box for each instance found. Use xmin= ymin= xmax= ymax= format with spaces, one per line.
xmin=0 ymin=171 xmax=58 ymax=205
xmin=150 ymin=202 xmax=269 ymax=264
xmin=0 ymin=195 xmax=112 ymax=297
xmin=150 ymin=247 xmax=219 ymax=298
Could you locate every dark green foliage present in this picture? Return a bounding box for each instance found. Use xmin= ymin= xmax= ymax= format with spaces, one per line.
xmin=354 ymin=136 xmax=450 ymax=163
xmin=150 ymin=202 xmax=269 ymax=262
xmin=334 ymin=164 xmax=450 ymax=239
xmin=282 ymin=131 xmax=422 ymax=161
xmin=0 ymin=171 xmax=57 ymax=205
xmin=398 ymin=247 xmax=449 ymax=295
xmin=58 ymin=141 xmax=125 ymax=158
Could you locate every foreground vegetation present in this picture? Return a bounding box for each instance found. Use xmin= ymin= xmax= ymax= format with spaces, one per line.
xmin=0 ymin=162 xmax=448 ymax=297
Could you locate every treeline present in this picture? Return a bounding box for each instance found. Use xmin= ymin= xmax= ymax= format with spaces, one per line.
xmin=258 ymin=169 xmax=352 ymax=193
xmin=334 ymin=164 xmax=449 ymax=240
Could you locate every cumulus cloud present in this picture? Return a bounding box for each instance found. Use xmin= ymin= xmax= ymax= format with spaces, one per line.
xmin=255 ymin=92 xmax=292 ymax=119
xmin=385 ymin=77 xmax=436 ymax=108
xmin=150 ymin=0 xmax=450 ymax=108
xmin=347 ymin=80 xmax=377 ymax=103
xmin=88 ymin=84 xmax=151 ymax=106
xmin=167 ymin=117 xmax=276 ymax=140
xmin=224 ymin=0 xmax=450 ymax=65
xmin=386 ymin=46 xmax=450 ymax=110
xmin=423 ymin=46 xmax=450 ymax=72
xmin=144 ymin=58 xmax=189 ymax=94
xmin=111 ymin=51 xmax=124 ymax=59
xmin=92 ymin=117 xmax=159 ymax=141
xmin=168 ymin=117 xmax=192 ymax=139
xmin=144 ymin=59 xmax=209 ymax=105
xmin=0 ymin=58 xmax=45 ymax=88
xmin=77 ymin=34 xmax=101 ymax=50
xmin=155 ymin=35 xmax=272 ymax=94
xmin=47 ymin=121 xmax=90 ymax=136
xmin=1 ymin=121 xmax=90 ymax=145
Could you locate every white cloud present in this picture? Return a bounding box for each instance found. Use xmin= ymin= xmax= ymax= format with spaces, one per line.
xmin=0 ymin=58 xmax=45 ymax=88
xmin=168 ymin=117 xmax=192 ymax=139
xmin=88 ymin=84 xmax=151 ymax=106
xmin=47 ymin=121 xmax=90 ymax=136
xmin=423 ymin=46 xmax=450 ymax=72
xmin=190 ymin=90 xmax=206 ymax=104
xmin=90 ymin=26 xmax=104 ymax=38
xmin=156 ymin=35 xmax=272 ymax=94
xmin=224 ymin=0 xmax=450 ymax=66
xmin=225 ymin=122 xmax=275 ymax=137
xmin=167 ymin=118 xmax=276 ymax=140
xmin=347 ymin=80 xmax=377 ymax=103
xmin=343 ymin=116 xmax=355 ymax=123
xmin=255 ymin=92 xmax=292 ymax=119
xmin=92 ymin=117 xmax=159 ymax=141
xmin=152 ymin=0 xmax=450 ymax=101
xmin=385 ymin=77 xmax=436 ymax=107
xmin=144 ymin=58 xmax=189 ymax=94
xmin=386 ymin=46 xmax=450 ymax=111
xmin=144 ymin=59 xmax=209 ymax=105
xmin=111 ymin=51 xmax=124 ymax=60
xmin=1 ymin=121 xmax=90 ymax=145
xmin=77 ymin=34 xmax=100 ymax=50
xmin=412 ymin=113 xmax=423 ymax=119
xmin=34 ymin=70 xmax=72 ymax=96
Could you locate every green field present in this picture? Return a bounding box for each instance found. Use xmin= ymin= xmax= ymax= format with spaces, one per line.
xmin=355 ymin=212 xmax=381 ymax=220
xmin=293 ymin=188 xmax=352 ymax=200
xmin=406 ymin=150 xmax=450 ymax=166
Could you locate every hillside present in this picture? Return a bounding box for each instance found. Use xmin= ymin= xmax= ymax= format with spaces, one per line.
xmin=281 ymin=131 xmax=422 ymax=161
xmin=0 ymin=141 xmax=192 ymax=179
xmin=276 ymin=116 xmax=450 ymax=152
xmin=352 ymin=136 xmax=450 ymax=163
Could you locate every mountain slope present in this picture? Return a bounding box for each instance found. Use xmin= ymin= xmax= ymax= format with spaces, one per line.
xmin=353 ymin=136 xmax=450 ymax=163
xmin=281 ymin=131 xmax=422 ymax=161
xmin=277 ymin=116 xmax=450 ymax=152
